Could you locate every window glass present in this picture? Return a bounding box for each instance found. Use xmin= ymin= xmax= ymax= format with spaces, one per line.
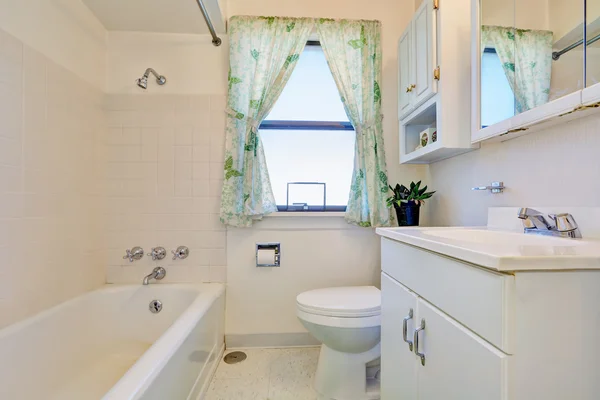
xmin=261 ymin=130 xmax=355 ymax=207
xmin=261 ymin=45 xmax=355 ymax=209
xmin=266 ymin=46 xmax=349 ymax=122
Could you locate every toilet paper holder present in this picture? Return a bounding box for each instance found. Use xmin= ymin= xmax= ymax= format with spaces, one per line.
xmin=256 ymin=243 xmax=281 ymax=267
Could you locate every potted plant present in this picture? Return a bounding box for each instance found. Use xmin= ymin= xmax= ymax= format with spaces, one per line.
xmin=386 ymin=181 xmax=435 ymax=226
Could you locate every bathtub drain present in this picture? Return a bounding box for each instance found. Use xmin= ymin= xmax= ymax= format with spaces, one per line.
xmin=224 ymin=351 xmax=247 ymax=364
xmin=149 ymin=300 xmax=162 ymax=313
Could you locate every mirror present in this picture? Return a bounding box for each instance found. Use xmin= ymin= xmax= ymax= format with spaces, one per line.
xmin=479 ymin=0 xmax=585 ymax=129
xmin=587 ymin=1 xmax=600 ymax=88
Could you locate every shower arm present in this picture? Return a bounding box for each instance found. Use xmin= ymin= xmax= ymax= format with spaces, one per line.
xmin=144 ymin=68 xmax=162 ymax=81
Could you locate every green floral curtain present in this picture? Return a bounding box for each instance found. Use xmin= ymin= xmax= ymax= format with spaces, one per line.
xmin=220 ymin=16 xmax=313 ymax=227
xmin=316 ymin=19 xmax=390 ymax=227
xmin=482 ymin=25 xmax=553 ymax=113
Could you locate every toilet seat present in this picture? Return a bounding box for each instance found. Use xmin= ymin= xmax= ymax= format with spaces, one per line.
xmin=296 ymin=286 xmax=381 ymax=328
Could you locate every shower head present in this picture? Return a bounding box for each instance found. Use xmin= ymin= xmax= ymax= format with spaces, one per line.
xmin=136 ymin=68 xmax=167 ymax=90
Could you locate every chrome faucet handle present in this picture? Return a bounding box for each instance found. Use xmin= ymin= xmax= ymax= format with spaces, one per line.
xmin=123 ymin=246 xmax=144 ymax=263
xmin=549 ymin=213 xmax=580 ymax=233
xmin=171 ymin=246 xmax=190 ymax=260
xmin=151 ymin=266 xmax=166 ymax=280
xmin=147 ymin=247 xmax=167 ymax=261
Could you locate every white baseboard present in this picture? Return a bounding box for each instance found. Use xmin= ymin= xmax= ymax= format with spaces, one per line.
xmin=225 ymin=332 xmax=320 ymax=349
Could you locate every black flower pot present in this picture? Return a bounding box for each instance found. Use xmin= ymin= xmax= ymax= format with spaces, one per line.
xmin=394 ymin=202 xmax=421 ymax=226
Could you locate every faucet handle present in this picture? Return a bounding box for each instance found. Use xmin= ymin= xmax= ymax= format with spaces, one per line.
xmin=147 ymin=247 xmax=167 ymax=261
xmin=123 ymin=246 xmax=144 ymax=263
xmin=549 ymin=213 xmax=579 ymax=232
xmin=171 ymin=246 xmax=190 ymax=260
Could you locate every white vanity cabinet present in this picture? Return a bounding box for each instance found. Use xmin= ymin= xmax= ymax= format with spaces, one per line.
xmin=380 ymin=235 xmax=600 ymax=400
xmin=381 ymin=274 xmax=509 ymax=400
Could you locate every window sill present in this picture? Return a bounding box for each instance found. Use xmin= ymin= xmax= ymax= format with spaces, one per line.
xmin=267 ymin=211 xmax=346 ymax=218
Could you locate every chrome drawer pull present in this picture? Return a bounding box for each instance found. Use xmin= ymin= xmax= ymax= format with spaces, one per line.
xmin=414 ymin=318 xmax=426 ymax=366
xmin=402 ymin=308 xmax=414 ymax=351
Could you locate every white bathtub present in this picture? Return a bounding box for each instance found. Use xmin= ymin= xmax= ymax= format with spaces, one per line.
xmin=0 ymin=283 xmax=225 ymax=400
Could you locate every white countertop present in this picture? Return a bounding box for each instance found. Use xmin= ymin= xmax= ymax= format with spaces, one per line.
xmin=376 ymin=225 xmax=600 ymax=272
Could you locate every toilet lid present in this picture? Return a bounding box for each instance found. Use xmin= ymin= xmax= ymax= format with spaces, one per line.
xmin=296 ymin=286 xmax=381 ymax=318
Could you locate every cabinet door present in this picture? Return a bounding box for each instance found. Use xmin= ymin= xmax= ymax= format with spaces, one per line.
xmin=381 ymin=273 xmax=418 ymax=400
xmin=412 ymin=0 xmax=435 ymax=107
xmin=415 ymin=299 xmax=509 ymax=400
xmin=398 ymin=25 xmax=413 ymax=119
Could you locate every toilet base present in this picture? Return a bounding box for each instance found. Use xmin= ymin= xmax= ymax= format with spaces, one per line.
xmin=314 ymin=343 xmax=381 ymax=400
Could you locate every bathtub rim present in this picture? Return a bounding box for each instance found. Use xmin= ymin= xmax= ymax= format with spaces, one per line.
xmin=0 ymin=283 xmax=221 ymax=340
xmin=103 ymin=283 xmax=225 ymax=399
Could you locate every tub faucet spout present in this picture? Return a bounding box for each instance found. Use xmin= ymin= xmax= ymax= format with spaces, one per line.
xmin=143 ymin=267 xmax=166 ymax=285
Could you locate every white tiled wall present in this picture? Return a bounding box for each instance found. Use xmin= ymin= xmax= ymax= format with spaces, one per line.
xmin=0 ymin=28 xmax=105 ymax=328
xmin=102 ymin=94 xmax=227 ymax=283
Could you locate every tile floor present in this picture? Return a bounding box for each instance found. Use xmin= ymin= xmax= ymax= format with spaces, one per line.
xmin=205 ymin=347 xmax=321 ymax=400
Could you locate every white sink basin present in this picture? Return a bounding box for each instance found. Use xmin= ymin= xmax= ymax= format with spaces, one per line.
xmin=376 ymin=226 xmax=600 ymax=271
xmin=422 ymin=228 xmax=587 ymax=247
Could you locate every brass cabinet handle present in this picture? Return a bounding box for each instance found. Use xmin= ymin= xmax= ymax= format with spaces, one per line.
xmin=414 ymin=318 xmax=426 ymax=366
xmin=402 ymin=308 xmax=414 ymax=351
xmin=406 ymin=83 xmax=416 ymax=93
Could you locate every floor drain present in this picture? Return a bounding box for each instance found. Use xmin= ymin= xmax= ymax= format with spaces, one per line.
xmin=223 ymin=351 xmax=247 ymax=364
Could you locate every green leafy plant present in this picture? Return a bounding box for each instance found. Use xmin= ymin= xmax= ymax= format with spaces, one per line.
xmin=386 ymin=181 xmax=435 ymax=208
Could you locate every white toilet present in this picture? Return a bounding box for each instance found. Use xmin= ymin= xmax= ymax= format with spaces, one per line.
xmin=296 ymin=286 xmax=381 ymax=400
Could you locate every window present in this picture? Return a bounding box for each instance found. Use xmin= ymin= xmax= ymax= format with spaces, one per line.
xmin=481 ymin=48 xmax=515 ymax=128
xmin=260 ymin=43 xmax=355 ymax=211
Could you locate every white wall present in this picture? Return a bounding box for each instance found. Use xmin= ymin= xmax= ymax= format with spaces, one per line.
xmin=0 ymin=0 xmax=107 ymax=90
xmin=426 ymin=113 xmax=600 ymax=227
xmin=106 ymin=32 xmax=228 ymax=95
xmin=102 ymin=93 xmax=228 ymax=284
xmin=226 ymin=217 xmax=381 ymax=345
xmin=103 ymin=32 xmax=230 ymax=284
xmin=0 ymin=28 xmax=105 ymax=328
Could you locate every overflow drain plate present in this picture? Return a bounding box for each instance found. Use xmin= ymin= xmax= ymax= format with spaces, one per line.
xmin=149 ymin=300 xmax=162 ymax=313
xmin=223 ymin=351 xmax=247 ymax=364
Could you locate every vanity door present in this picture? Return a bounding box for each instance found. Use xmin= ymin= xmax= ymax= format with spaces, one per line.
xmin=381 ymin=273 xmax=418 ymax=400
xmin=415 ymin=299 xmax=510 ymax=400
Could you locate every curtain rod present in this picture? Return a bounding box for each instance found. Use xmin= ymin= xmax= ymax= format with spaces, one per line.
xmin=194 ymin=0 xmax=222 ymax=46
xmin=553 ymin=32 xmax=600 ymax=60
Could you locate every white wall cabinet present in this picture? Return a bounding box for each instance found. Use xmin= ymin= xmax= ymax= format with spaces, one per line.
xmin=398 ymin=0 xmax=435 ymax=120
xmin=381 ymin=237 xmax=600 ymax=400
xmin=398 ymin=0 xmax=476 ymax=164
xmin=398 ymin=29 xmax=413 ymax=119
xmin=412 ymin=2 xmax=435 ymax=108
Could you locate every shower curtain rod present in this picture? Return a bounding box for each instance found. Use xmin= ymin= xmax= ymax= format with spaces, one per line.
xmin=194 ymin=0 xmax=222 ymax=46
xmin=553 ymin=32 xmax=600 ymax=60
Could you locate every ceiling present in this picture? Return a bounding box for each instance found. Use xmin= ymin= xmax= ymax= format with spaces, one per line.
xmin=82 ymin=0 xmax=226 ymax=34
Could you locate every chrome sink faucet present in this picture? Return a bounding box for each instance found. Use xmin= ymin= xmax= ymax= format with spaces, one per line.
xmin=143 ymin=267 xmax=166 ymax=285
xmin=517 ymin=208 xmax=582 ymax=239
